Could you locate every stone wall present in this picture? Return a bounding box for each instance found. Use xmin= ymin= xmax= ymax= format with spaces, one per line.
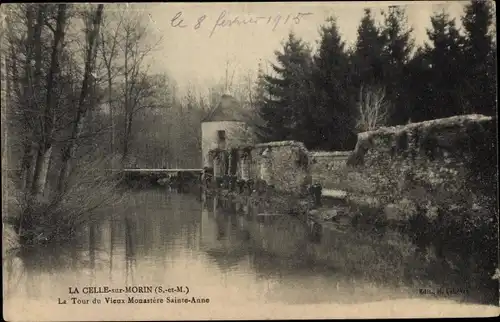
xmin=339 ymin=114 xmax=498 ymax=290
xmin=310 ymin=151 xmax=352 ymax=188
xmin=251 ymin=141 xmax=311 ymax=193
xmin=341 ymin=114 xmax=497 ymax=223
xmin=208 ymin=140 xmax=311 ymax=193
xmin=207 ymin=114 xmax=497 ymax=220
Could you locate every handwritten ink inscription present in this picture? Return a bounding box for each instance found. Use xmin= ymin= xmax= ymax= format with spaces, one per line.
xmin=169 ymin=10 xmax=314 ymax=37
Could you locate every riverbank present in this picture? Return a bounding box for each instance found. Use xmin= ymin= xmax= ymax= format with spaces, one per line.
xmin=2 ymin=163 xmax=125 ymax=248
xmin=205 ymin=184 xmax=498 ymax=305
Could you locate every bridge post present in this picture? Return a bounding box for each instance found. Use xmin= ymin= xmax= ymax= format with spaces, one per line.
xmin=309 ymin=183 xmax=322 ymax=207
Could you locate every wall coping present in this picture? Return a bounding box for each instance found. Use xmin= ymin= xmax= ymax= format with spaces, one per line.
xmin=358 ymin=114 xmax=493 ymax=139
xmin=254 ymin=140 xmax=307 ymax=149
xmin=208 ymin=140 xmax=309 ymax=155
xmin=310 ymin=151 xmax=352 ymax=157
xmin=201 ymin=120 xmax=246 ymax=124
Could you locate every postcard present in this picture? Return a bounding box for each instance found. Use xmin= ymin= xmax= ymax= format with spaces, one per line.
xmin=2 ymin=1 xmax=498 ymax=320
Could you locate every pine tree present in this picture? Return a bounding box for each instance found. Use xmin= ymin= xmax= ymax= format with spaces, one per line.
xmin=248 ymin=62 xmax=270 ymax=142
xmin=421 ymin=10 xmax=466 ymax=119
xmin=406 ymin=47 xmax=433 ymax=122
xmin=379 ymin=6 xmax=415 ymax=125
xmin=352 ymin=9 xmax=385 ymax=88
xmin=312 ymin=17 xmax=357 ymax=150
xmin=257 ymin=32 xmax=314 ymax=143
xmin=461 ymin=0 xmax=496 ymax=116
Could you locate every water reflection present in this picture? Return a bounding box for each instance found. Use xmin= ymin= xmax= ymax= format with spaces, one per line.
xmin=200 ymin=196 xmax=250 ymax=272
xmin=3 ymin=190 xmax=497 ymax=308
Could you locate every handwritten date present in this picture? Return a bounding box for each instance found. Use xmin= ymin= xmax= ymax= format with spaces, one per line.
xmin=170 ymin=11 xmax=314 ymax=37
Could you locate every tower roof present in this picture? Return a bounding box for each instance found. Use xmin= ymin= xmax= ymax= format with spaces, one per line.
xmin=203 ymin=93 xmax=249 ymax=122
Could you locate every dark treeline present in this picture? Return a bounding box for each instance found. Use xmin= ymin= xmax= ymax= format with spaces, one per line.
xmin=254 ymin=1 xmax=496 ymax=151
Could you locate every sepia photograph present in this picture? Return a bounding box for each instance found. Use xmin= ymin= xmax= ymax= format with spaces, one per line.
xmin=1 ymin=1 xmax=498 ymax=320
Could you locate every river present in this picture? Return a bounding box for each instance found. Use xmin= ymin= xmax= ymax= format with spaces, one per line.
xmin=3 ymin=189 xmax=499 ymax=320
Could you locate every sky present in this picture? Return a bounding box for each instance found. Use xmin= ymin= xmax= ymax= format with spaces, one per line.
xmin=132 ymin=1 xmax=469 ymax=94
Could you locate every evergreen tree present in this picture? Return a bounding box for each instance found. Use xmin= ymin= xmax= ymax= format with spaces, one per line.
xmin=257 ymin=32 xmax=314 ymax=143
xmin=461 ymin=0 xmax=496 ymax=116
xmin=379 ymin=6 xmax=415 ymax=125
xmin=420 ymin=10 xmax=466 ymax=119
xmin=406 ymin=47 xmax=433 ymax=122
xmin=312 ymin=17 xmax=357 ymax=150
xmin=352 ymin=9 xmax=385 ymax=88
xmin=251 ymin=62 xmax=272 ymax=142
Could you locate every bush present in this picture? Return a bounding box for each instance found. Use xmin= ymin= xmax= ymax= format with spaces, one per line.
xmin=12 ymin=155 xmax=124 ymax=246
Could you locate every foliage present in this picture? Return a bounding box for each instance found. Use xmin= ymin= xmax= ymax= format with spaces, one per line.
xmin=352 ymin=9 xmax=385 ymax=88
xmin=461 ymin=0 xmax=496 ymax=117
xmin=312 ymin=17 xmax=357 ymax=150
xmin=255 ymin=1 xmax=496 ymax=150
xmin=256 ymin=32 xmax=315 ymax=144
xmin=378 ymin=6 xmax=415 ymax=125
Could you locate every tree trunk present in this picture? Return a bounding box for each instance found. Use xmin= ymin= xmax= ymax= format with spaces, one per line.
xmin=31 ymin=143 xmax=45 ymax=195
xmin=22 ymin=5 xmax=47 ymax=193
xmin=31 ymin=4 xmax=67 ymax=198
xmin=1 ymin=32 xmax=9 ymax=212
xmin=121 ymin=31 xmax=130 ymax=166
xmin=56 ymin=4 xmax=104 ymax=194
xmin=102 ymin=37 xmax=117 ymax=167
xmin=108 ymin=72 xmax=115 ymax=167
xmin=32 ymin=144 xmax=53 ymax=196
xmin=32 ymin=5 xmax=46 ymax=98
xmin=19 ymin=143 xmax=33 ymax=190
xmin=7 ymin=36 xmax=34 ymax=191
xmin=18 ymin=5 xmax=36 ymax=192
xmin=121 ymin=110 xmax=134 ymax=166
xmin=28 ymin=149 xmax=37 ymax=188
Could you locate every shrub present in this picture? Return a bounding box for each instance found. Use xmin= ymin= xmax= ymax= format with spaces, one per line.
xmin=12 ymin=155 xmax=124 ymax=246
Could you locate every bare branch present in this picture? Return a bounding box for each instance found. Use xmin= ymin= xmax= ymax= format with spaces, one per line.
xmin=356 ymin=84 xmax=390 ymax=132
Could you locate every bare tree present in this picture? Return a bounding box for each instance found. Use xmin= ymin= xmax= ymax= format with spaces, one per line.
xmin=56 ymin=4 xmax=104 ymax=193
xmin=5 ymin=4 xmax=109 ymax=198
xmin=242 ymin=69 xmax=256 ymax=108
xmin=1 ymin=5 xmax=10 ymax=219
xmin=117 ymin=11 xmax=163 ymax=165
xmin=2 ymin=4 xmax=170 ymax=243
xmin=356 ymin=85 xmax=390 ymax=132
xmin=99 ymin=7 xmax=123 ymax=165
xmin=224 ymin=58 xmax=238 ymax=93
xmin=6 ymin=4 xmax=42 ymax=192
xmin=30 ymin=4 xmax=67 ymax=198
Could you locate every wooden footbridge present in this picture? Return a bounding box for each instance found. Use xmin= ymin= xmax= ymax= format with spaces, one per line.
xmin=121 ymin=168 xmax=203 ymax=173
xmin=118 ymin=168 xmax=204 ymax=189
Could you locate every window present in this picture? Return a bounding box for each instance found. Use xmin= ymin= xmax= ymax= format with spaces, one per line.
xmin=217 ymin=130 xmax=226 ymax=142
xmin=217 ymin=130 xmax=226 ymax=150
